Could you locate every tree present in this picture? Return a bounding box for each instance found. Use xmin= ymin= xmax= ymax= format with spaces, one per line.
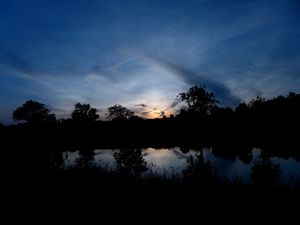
xmin=248 ymin=96 xmax=266 ymax=109
xmin=250 ymin=157 xmax=281 ymax=187
xmin=107 ymin=104 xmax=134 ymax=121
xmin=71 ymin=103 xmax=99 ymax=122
xmin=13 ymin=100 xmax=56 ymax=123
xmin=113 ymin=148 xmax=147 ymax=175
xmin=76 ymin=149 xmax=95 ymax=168
xmin=178 ymin=85 xmax=218 ymax=115
xmin=235 ymin=102 xmax=249 ymax=113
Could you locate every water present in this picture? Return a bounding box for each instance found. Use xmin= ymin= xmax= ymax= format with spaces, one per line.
xmin=61 ymin=147 xmax=300 ymax=185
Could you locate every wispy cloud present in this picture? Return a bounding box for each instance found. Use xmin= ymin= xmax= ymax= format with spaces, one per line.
xmin=0 ymin=0 xmax=299 ymax=123
xmin=0 ymin=46 xmax=35 ymax=77
xmin=130 ymin=54 xmax=241 ymax=106
xmin=134 ymin=104 xmax=147 ymax=108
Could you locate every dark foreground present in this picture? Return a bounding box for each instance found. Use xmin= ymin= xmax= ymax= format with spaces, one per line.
xmin=2 ymin=109 xmax=300 ymax=216
xmin=4 ymin=149 xmax=300 ymax=222
xmin=6 ymin=166 xmax=300 ymax=222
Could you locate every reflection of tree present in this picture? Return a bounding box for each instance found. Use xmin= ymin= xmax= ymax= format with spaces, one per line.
xmin=113 ymin=149 xmax=147 ymax=175
xmin=184 ymin=148 xmax=212 ymax=183
xmin=179 ymin=147 xmax=190 ymax=154
xmin=212 ymin=144 xmax=253 ymax=163
xmin=250 ymin=157 xmax=281 ymax=187
xmin=76 ymin=149 xmax=95 ymax=168
xmin=212 ymin=145 xmax=236 ymax=161
xmin=48 ymin=151 xmax=64 ymax=169
xmin=238 ymin=147 xmax=253 ymax=164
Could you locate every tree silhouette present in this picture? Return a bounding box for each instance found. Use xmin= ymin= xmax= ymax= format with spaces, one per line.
xmin=76 ymin=149 xmax=95 ymax=168
xmin=13 ymin=100 xmax=56 ymax=123
xmin=248 ymin=96 xmax=266 ymax=108
xmin=107 ymin=104 xmax=134 ymax=121
xmin=183 ymin=148 xmax=213 ymax=183
xmin=235 ymin=102 xmax=248 ymax=113
xmin=178 ymin=85 xmax=218 ymax=115
xmin=250 ymin=157 xmax=281 ymax=187
xmin=71 ymin=103 xmax=99 ymax=122
xmin=113 ymin=148 xmax=147 ymax=175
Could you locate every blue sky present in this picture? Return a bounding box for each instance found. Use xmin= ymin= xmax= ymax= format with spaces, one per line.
xmin=1 ymin=0 xmax=300 ymax=123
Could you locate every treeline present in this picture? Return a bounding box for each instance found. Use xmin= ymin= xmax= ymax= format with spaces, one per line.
xmin=3 ymin=85 xmax=300 ymax=123
xmin=1 ymin=85 xmax=300 ymax=151
xmin=1 ymin=85 xmax=300 ymax=176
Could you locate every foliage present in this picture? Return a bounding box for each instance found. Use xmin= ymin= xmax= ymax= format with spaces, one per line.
xmin=178 ymin=85 xmax=218 ymax=115
xmin=107 ymin=104 xmax=134 ymax=121
xmin=13 ymin=100 xmax=56 ymax=123
xmin=76 ymin=149 xmax=95 ymax=168
xmin=250 ymin=157 xmax=281 ymax=187
xmin=248 ymin=96 xmax=266 ymax=108
xmin=71 ymin=103 xmax=99 ymax=121
xmin=113 ymin=149 xmax=148 ymax=175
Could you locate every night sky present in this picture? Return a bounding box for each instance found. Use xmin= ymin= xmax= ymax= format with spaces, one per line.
xmin=1 ymin=0 xmax=300 ymax=123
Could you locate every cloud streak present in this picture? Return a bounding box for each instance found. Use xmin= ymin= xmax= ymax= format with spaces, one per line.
xmin=134 ymin=104 xmax=147 ymax=108
xmin=0 ymin=46 xmax=35 ymax=77
xmin=0 ymin=0 xmax=299 ymax=123
xmin=138 ymin=55 xmax=241 ymax=106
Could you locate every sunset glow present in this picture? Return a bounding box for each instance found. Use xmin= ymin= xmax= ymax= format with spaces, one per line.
xmin=0 ymin=0 xmax=299 ymax=123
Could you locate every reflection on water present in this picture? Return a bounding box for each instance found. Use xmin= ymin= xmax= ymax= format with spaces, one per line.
xmin=143 ymin=148 xmax=197 ymax=175
xmin=62 ymin=147 xmax=300 ymax=185
xmin=64 ymin=149 xmax=116 ymax=169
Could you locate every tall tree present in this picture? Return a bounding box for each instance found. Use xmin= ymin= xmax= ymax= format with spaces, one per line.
xmin=107 ymin=104 xmax=134 ymax=121
xmin=13 ymin=100 xmax=56 ymax=123
xmin=178 ymin=85 xmax=218 ymax=115
xmin=71 ymin=103 xmax=99 ymax=121
xmin=113 ymin=148 xmax=147 ymax=175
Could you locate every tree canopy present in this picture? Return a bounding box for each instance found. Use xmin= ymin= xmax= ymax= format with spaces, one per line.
xmin=13 ymin=100 xmax=56 ymax=123
xmin=71 ymin=103 xmax=99 ymax=121
xmin=107 ymin=104 xmax=134 ymax=121
xmin=178 ymin=85 xmax=218 ymax=115
xmin=113 ymin=148 xmax=147 ymax=174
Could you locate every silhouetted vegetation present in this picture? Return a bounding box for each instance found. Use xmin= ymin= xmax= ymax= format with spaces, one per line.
xmin=3 ymin=86 xmax=300 ymax=192
xmin=183 ymin=149 xmax=214 ymax=184
xmin=113 ymin=148 xmax=147 ymax=175
xmin=76 ymin=148 xmax=96 ymax=168
xmin=71 ymin=103 xmax=99 ymax=122
xmin=12 ymin=100 xmax=56 ymax=123
xmin=107 ymin=104 xmax=134 ymax=121
xmin=250 ymin=157 xmax=281 ymax=188
xmin=179 ymin=85 xmax=218 ymax=115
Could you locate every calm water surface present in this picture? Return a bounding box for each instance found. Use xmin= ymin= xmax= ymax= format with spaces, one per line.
xmin=62 ymin=147 xmax=300 ymax=185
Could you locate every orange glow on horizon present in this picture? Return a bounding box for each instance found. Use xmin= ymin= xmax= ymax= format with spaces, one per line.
xmin=137 ymin=108 xmax=176 ymax=119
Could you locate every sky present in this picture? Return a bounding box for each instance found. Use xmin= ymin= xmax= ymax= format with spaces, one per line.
xmin=1 ymin=0 xmax=300 ymax=123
